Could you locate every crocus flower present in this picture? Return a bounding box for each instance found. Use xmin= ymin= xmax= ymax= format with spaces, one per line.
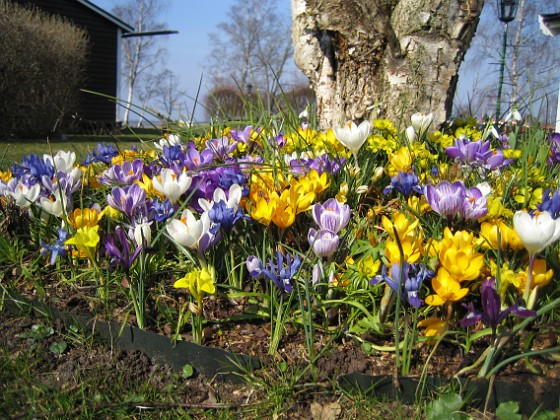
xmin=174 ymin=267 xmax=216 ymax=310
xmin=307 ymin=228 xmax=339 ymax=258
xmin=462 ymin=186 xmax=488 ymax=220
xmin=383 ymin=171 xmax=423 ymax=197
xmin=107 ymin=184 xmax=147 ymax=219
xmin=39 ymin=193 xmax=69 ymax=219
xmin=513 ymin=210 xmax=560 ymax=256
xmin=410 ymin=112 xmax=434 ymax=135
xmin=102 ymin=226 xmax=142 ymax=272
xmin=513 ymin=210 xmax=560 ymax=305
xmin=547 ymin=132 xmax=560 ymax=166
xmin=205 ymin=136 xmax=238 ymax=161
xmin=98 ymin=159 xmax=145 ymax=186
xmin=65 ymin=225 xmax=100 ymax=261
xmin=424 ymin=267 xmax=469 ymax=306
xmin=437 ymin=227 xmax=484 ymax=282
xmin=424 ymin=181 xmax=465 ymax=220
xmin=83 ymin=143 xmax=119 ymax=165
xmin=166 ymin=209 xmax=218 ymax=254
xmin=5 ymin=180 xmax=41 ymax=208
xmin=312 ymin=198 xmax=351 ymax=233
xmin=460 ymin=278 xmax=535 ymax=339
xmin=248 ymin=250 xmax=302 ymax=293
xmin=370 ymin=261 xmax=433 ymax=308
xmin=151 ymin=168 xmax=192 ymax=203
xmin=333 ymin=120 xmax=370 ymax=168
xmin=40 ymin=228 xmax=70 ymax=266
xmin=67 ymin=207 xmax=102 ymax=229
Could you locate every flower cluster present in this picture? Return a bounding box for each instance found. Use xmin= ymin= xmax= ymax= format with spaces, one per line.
xmin=2 ymin=111 xmax=559 ymax=370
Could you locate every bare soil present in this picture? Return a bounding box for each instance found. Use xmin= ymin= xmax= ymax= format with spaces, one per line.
xmin=1 ymin=279 xmax=559 ymax=418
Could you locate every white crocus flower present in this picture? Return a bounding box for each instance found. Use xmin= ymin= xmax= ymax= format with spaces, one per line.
xmin=133 ymin=220 xmax=152 ymax=248
xmin=410 ymin=112 xmax=434 ymax=136
xmin=8 ymin=181 xmax=41 ymax=208
xmin=513 ymin=210 xmax=560 ymax=306
xmin=198 ymin=184 xmax=243 ymax=213
xmin=166 ymin=209 xmax=211 ymax=251
xmin=154 ymin=133 xmax=182 ymax=150
xmin=333 ymin=120 xmax=371 ymax=169
xmin=405 ymin=126 xmax=416 ymax=143
xmin=39 ymin=194 xmax=68 ymax=219
xmin=513 ymin=210 xmax=560 ymax=256
xmin=45 ymin=150 xmax=76 ymax=173
xmin=152 ymin=169 xmax=192 ymax=203
xmin=475 ymin=182 xmax=492 ymax=197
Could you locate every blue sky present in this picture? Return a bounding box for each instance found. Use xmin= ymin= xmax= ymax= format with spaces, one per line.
xmin=89 ymin=0 xmax=291 ymax=121
xmin=89 ymin=0 xmax=560 ymax=123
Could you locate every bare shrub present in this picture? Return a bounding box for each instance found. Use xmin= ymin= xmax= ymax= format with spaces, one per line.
xmin=0 ymin=0 xmax=88 ymax=139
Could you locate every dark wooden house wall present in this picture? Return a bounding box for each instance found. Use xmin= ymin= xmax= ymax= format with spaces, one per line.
xmin=13 ymin=0 xmax=126 ymax=124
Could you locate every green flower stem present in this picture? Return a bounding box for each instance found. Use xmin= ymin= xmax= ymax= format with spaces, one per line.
xmin=523 ymin=253 xmax=535 ymax=308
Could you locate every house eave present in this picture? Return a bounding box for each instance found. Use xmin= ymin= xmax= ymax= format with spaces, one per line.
xmin=76 ymin=0 xmax=134 ymax=33
xmin=539 ymin=12 xmax=560 ymax=37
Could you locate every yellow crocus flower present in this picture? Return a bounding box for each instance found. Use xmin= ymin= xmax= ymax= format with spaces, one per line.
xmin=438 ymin=228 xmax=484 ymax=282
xmin=425 ymin=267 xmax=469 ymax=306
xmin=67 ymin=207 xmax=102 ymax=229
xmin=174 ymin=267 xmax=216 ymax=307
xmin=515 ymin=259 xmax=553 ymax=295
xmin=65 ymin=225 xmax=100 ymax=261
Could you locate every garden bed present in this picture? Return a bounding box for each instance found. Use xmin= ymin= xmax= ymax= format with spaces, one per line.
xmin=2 ymin=287 xmax=559 ymax=417
xmin=2 ymin=118 xmax=560 ymax=418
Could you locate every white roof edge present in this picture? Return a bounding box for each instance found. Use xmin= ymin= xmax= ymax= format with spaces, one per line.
xmin=76 ymin=0 xmax=134 ymax=32
xmin=539 ymin=12 xmax=560 ymax=37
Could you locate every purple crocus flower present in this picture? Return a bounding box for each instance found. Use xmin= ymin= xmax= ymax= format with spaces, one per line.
xmin=383 ymin=171 xmax=423 ymax=197
xmin=446 ymin=138 xmax=512 ymax=171
xmin=312 ymin=198 xmax=351 ymax=233
xmin=83 ymin=144 xmax=119 ymax=165
xmin=248 ymin=250 xmax=302 ymax=293
xmin=149 ymin=198 xmax=175 ymax=222
xmin=307 ymin=228 xmax=339 ymax=258
xmin=460 ymin=278 xmax=535 ymax=339
xmin=424 ymin=181 xmax=466 ymax=219
xmin=208 ymin=200 xmax=243 ymax=233
xmin=184 ymin=146 xmax=214 ymax=170
xmin=370 ymin=261 xmax=433 ymax=308
xmin=11 ymin=153 xmax=54 ymax=185
xmin=102 ymin=226 xmax=142 ymax=272
xmin=246 ymin=255 xmax=263 ymax=278
xmin=537 ymin=188 xmax=560 ymax=219
xmin=446 ymin=138 xmax=489 ymax=164
xmin=547 ymin=132 xmax=560 ymax=166
xmin=290 ymin=154 xmax=345 ymax=176
xmin=98 ymin=159 xmax=145 ymax=186
xmin=205 ymin=136 xmax=238 ymax=161
xmin=462 ymin=186 xmax=488 ymax=220
xmin=230 ymin=125 xmax=254 ymax=144
xmin=107 ymin=184 xmax=147 ymax=219
xmin=40 ymin=228 xmax=70 ymax=266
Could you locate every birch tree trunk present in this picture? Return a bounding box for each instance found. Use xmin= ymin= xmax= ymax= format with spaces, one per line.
xmin=291 ymin=0 xmax=484 ymax=129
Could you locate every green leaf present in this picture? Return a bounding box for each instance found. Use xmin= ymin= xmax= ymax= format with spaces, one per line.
xmin=49 ymin=341 xmax=67 ymax=355
xmin=19 ymin=324 xmax=54 ymax=340
xmin=426 ymin=393 xmax=465 ymax=420
xmin=182 ymin=364 xmax=194 ymax=378
xmin=532 ymin=411 xmax=558 ymax=420
xmin=496 ymin=401 xmax=521 ymax=420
